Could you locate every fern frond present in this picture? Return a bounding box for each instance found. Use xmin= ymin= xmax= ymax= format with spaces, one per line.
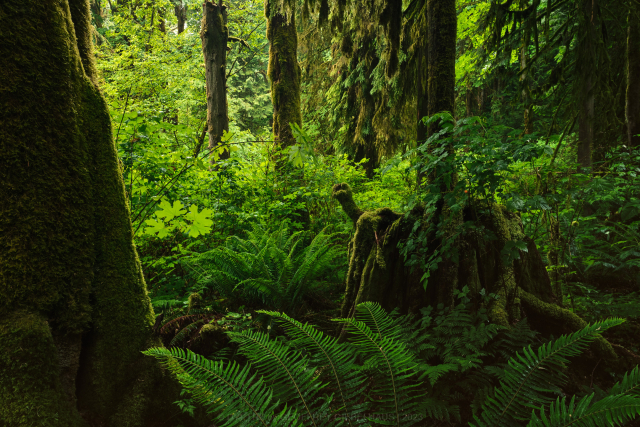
xmin=262 ymin=310 xmax=368 ymax=426
xmin=336 ymin=305 xmax=425 ymax=426
xmin=228 ymin=330 xmax=334 ymax=427
xmin=351 ymin=301 xmax=404 ymax=341
xmin=527 ymin=394 xmax=640 ymax=427
xmin=609 ymin=366 xmax=640 ymax=397
xmin=473 ymin=318 xmax=625 ymax=427
xmin=143 ymin=347 xmax=299 ymax=427
xmin=170 ymin=319 xmax=205 ymax=346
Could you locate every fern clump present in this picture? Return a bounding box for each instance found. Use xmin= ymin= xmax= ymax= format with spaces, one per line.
xmin=183 ymin=222 xmax=345 ymax=316
xmin=145 ymin=300 xmax=640 ymax=427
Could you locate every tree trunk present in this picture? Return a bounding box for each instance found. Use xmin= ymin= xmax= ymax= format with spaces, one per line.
xmin=520 ymin=27 xmax=534 ymax=134
xmin=0 ymin=1 xmax=199 ymax=425
xmin=626 ymin=4 xmax=640 ymax=149
xmin=265 ymin=3 xmax=302 ymax=148
xmin=426 ymin=0 xmax=456 ymax=129
xmin=175 ymin=0 xmax=186 ymax=34
xmin=201 ymin=1 xmax=230 ymax=161
xmin=577 ymin=0 xmax=596 ymax=171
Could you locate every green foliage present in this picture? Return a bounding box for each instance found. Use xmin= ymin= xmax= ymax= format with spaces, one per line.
xmin=146 ymin=301 xmax=639 ymax=426
xmin=183 ymin=222 xmax=346 ymax=316
xmin=473 ymin=318 xmax=626 ymax=427
xmin=143 ymin=346 xmax=299 ymax=427
xmin=144 ymin=199 xmax=214 ymax=238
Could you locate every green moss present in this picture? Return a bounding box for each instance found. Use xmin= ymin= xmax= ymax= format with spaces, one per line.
xmin=519 ymin=289 xmax=618 ymax=360
xmin=188 ymin=292 xmax=203 ymax=311
xmin=0 ymin=311 xmax=86 ymax=427
xmin=1 ymin=2 xmax=160 ymax=425
xmin=332 ymin=183 xmax=364 ymax=224
xmin=266 ymin=5 xmax=302 ymax=147
xmin=1 ymin=0 xmax=94 ymax=335
xmin=68 ymin=0 xmax=98 ymax=84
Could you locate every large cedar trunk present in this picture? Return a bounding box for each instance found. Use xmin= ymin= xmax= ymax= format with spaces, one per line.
xmin=0 ymin=1 xmax=199 ymax=425
xmin=265 ymin=2 xmax=302 ymax=148
xmin=201 ymin=1 xmax=230 ymax=160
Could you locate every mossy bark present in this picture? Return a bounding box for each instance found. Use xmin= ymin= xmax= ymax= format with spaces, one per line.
xmin=201 ymin=0 xmax=230 ymax=160
xmin=265 ymin=1 xmax=302 ymax=148
xmin=333 ymin=184 xmax=617 ymax=360
xmin=426 ymin=0 xmax=456 ymax=126
xmin=0 ymin=1 xmax=203 ymax=426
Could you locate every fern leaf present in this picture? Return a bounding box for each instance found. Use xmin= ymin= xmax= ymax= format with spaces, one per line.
xmin=143 ymin=347 xmax=299 ymax=427
xmin=262 ymin=310 xmax=368 ymax=426
xmin=609 ymin=366 xmax=640 ymax=397
xmin=527 ymin=394 xmax=640 ymax=427
xmin=228 ymin=330 xmax=334 ymax=427
xmin=336 ymin=304 xmax=426 ymax=426
xmin=473 ymin=318 xmax=625 ymax=427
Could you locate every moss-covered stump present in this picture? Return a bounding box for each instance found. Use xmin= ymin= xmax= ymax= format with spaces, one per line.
xmin=332 ymin=183 xmax=618 ymax=360
xmin=0 ymin=1 xmax=207 ymax=426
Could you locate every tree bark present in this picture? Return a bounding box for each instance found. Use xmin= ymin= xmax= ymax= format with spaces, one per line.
xmin=201 ymin=0 xmax=230 ymax=160
xmin=520 ymin=25 xmax=534 ymax=134
xmin=426 ymin=0 xmax=456 ymax=129
xmin=265 ymin=3 xmax=302 ymax=148
xmin=577 ymin=0 xmax=597 ymax=171
xmin=175 ymin=0 xmax=187 ymax=34
xmin=0 ymin=1 xmax=200 ymax=425
xmin=626 ymin=4 xmax=640 ymax=149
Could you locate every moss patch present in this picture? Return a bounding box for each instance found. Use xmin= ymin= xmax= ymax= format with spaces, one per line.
xmin=0 ymin=311 xmax=86 ymax=427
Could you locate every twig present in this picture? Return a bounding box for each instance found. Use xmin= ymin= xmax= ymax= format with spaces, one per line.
xmin=549 ymin=113 xmax=578 ymax=167
xmin=115 ymin=87 xmax=132 ymax=144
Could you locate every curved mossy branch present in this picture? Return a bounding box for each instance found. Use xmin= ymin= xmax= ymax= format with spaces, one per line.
xmin=332 ymin=183 xmax=364 ymax=225
xmin=518 ymin=289 xmax=617 ymax=361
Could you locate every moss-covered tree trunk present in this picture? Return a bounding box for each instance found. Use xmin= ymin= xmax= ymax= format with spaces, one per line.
xmin=627 ymin=3 xmax=640 ymax=149
xmin=201 ymin=0 xmax=230 ymax=160
xmin=0 ymin=1 xmax=194 ymax=426
xmin=265 ymin=1 xmax=302 ymax=148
